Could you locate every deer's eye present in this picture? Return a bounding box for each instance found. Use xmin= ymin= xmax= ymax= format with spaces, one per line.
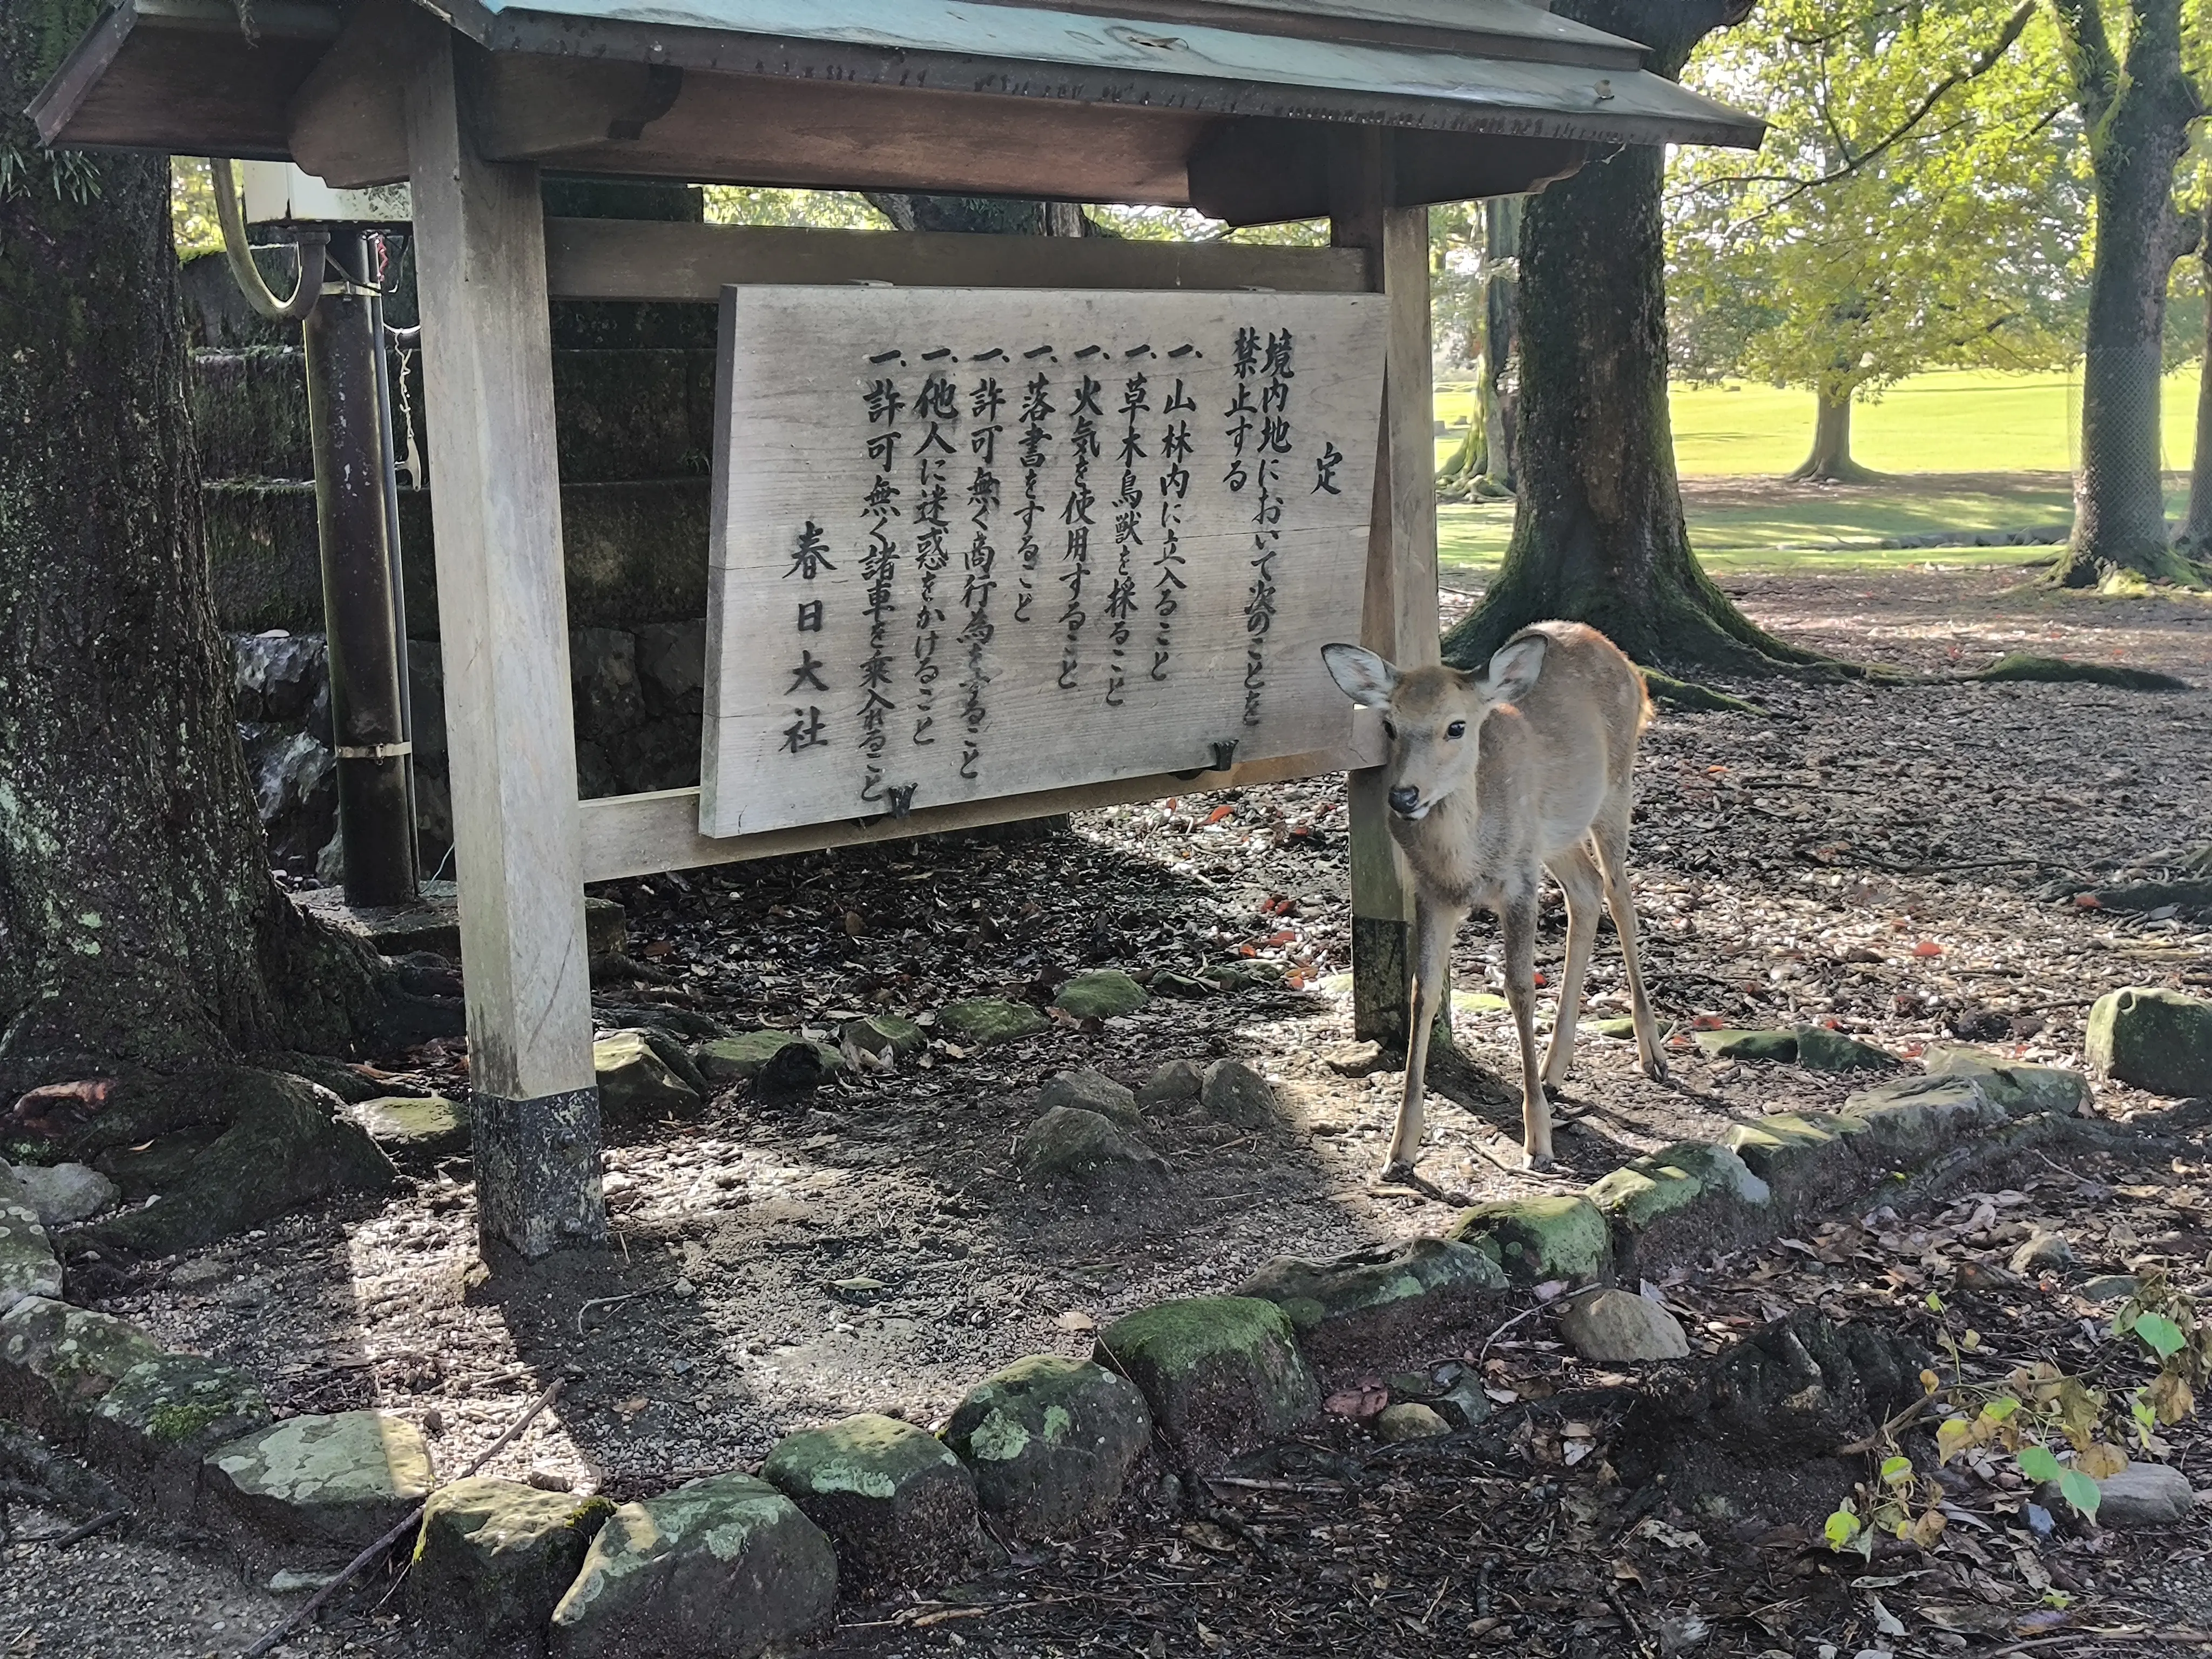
xmin=1446 ymin=720 xmax=1467 ymax=739
xmin=1381 ymin=720 xmax=1398 ymax=743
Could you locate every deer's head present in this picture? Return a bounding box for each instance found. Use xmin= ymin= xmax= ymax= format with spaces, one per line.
xmin=1320 ymin=635 xmax=1548 ymax=820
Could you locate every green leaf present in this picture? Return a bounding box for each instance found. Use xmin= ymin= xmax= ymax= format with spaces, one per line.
xmin=2133 ymin=1312 xmax=2186 ymax=1359
xmin=1925 ymin=1292 xmax=1945 ymax=1313
xmin=2056 ymin=1468 xmax=2102 ymax=1519
xmin=1880 ymin=1455 xmax=1914 ymax=1486
xmin=1824 ymin=1508 xmax=1862 ymax=1551
xmin=2017 ymin=1445 xmax=2063 ymax=1484
xmin=1981 ymin=1397 xmax=2020 ymax=1424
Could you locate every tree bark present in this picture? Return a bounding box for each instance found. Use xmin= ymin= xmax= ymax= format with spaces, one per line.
xmin=2048 ymin=0 xmax=2203 ymax=586
xmin=2176 ymin=201 xmax=2212 ymax=557
xmin=862 ymin=195 xmax=1087 ymax=237
xmin=1480 ymin=195 xmax=1522 ymax=491
xmin=1787 ymin=389 xmax=1876 ymax=483
xmin=1441 ymin=0 xmax=1813 ymax=675
xmin=0 ymin=0 xmax=386 ymax=1093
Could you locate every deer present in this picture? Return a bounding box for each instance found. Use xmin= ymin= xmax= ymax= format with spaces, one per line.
xmin=1321 ymin=621 xmax=1666 ymax=1175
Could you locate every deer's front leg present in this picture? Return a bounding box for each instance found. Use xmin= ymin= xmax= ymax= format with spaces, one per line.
xmin=1499 ymin=887 xmax=1552 ymax=1169
xmin=1384 ymin=894 xmax=1457 ymax=1180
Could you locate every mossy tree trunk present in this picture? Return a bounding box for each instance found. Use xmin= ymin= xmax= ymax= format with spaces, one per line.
xmin=1480 ymin=195 xmax=1522 ymax=491
xmin=1441 ymin=0 xmax=1815 ymax=676
xmin=2177 ymin=199 xmax=2212 ymax=558
xmin=1787 ymin=388 xmax=1876 ymax=483
xmin=0 ymin=0 xmax=386 ymax=1095
xmin=862 ymin=195 xmax=1087 ymax=237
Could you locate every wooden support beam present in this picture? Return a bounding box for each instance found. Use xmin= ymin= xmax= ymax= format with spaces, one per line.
xmin=402 ymin=29 xmax=606 ymax=1261
xmin=1331 ymin=133 xmax=1441 ymax=1049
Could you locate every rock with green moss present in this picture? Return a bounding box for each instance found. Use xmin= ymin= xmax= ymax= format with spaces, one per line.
xmin=593 ymin=1030 xmax=704 ymax=1127
xmin=1586 ymin=1142 xmax=1772 ymax=1273
xmin=760 ymin=1413 xmax=976 ymax=1594
xmin=1841 ymin=1075 xmax=2003 ymax=1163
xmin=839 ymin=1014 xmax=924 ymax=1061
xmin=936 ymin=997 xmax=1048 ymax=1048
xmin=691 ymin=1031 xmax=845 ymax=1088
xmin=1053 ymin=971 xmax=1151 ymax=1020
xmin=1922 ymin=1045 xmax=2089 ymax=1117
xmin=87 ymin=1353 xmax=272 ymax=1515
xmin=408 ymin=1476 xmax=615 ymax=1659
xmin=346 ymin=1095 xmax=470 ymax=1163
xmin=203 ymin=1410 xmax=435 ymax=1553
xmin=1691 ymin=1028 xmax=1798 ymax=1062
xmin=1793 ymin=1027 xmax=1894 ymax=1073
xmin=1720 ymin=1112 xmax=1867 ymax=1216
xmin=1202 ymin=961 xmax=1286 ymax=993
xmin=1236 ymin=1238 xmax=1505 ymax=1366
xmin=1096 ymin=1296 xmax=1318 ymax=1472
xmin=2084 ymin=987 xmax=2212 ymax=1097
xmin=549 ymin=1472 xmax=835 ymax=1659
xmin=0 ymin=1166 xmax=61 ymax=1313
xmin=1037 ymin=1069 xmax=1143 ymax=1131
xmin=1014 ymin=1107 xmax=1167 ymax=1189
xmin=1447 ymin=1195 xmax=1612 ymax=1286
xmin=0 ymin=1296 xmax=163 ymax=1445
xmin=942 ymin=1356 xmax=1151 ymax=1536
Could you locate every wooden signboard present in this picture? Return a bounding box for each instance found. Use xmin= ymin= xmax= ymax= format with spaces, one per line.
xmin=700 ymin=285 xmax=1386 ymax=838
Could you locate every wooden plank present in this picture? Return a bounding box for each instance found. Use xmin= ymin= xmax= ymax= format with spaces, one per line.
xmin=544 ymin=218 xmax=1371 ymax=302
xmin=288 ymin=0 xmax=412 ymax=189
xmin=403 ymin=25 xmax=605 ymax=1260
xmin=581 ymin=713 xmax=1385 ymax=882
xmin=697 ymin=285 xmax=1386 ymax=840
xmin=1192 ymin=120 xmax=1588 ymax=226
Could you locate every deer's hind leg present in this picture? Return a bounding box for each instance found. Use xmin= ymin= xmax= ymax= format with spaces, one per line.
xmin=1591 ymin=787 xmax=1666 ymax=1083
xmin=1499 ymin=884 xmax=1552 ymax=1169
xmin=1541 ymin=839 xmax=1604 ymax=1092
xmin=1384 ymin=891 xmax=1460 ymax=1180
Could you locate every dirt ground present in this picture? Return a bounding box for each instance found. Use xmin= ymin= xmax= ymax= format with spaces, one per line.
xmin=15 ymin=565 xmax=2212 ymax=1657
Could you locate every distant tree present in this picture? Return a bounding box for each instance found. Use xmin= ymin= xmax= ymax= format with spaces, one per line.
xmin=1669 ymin=0 xmax=2083 ymax=482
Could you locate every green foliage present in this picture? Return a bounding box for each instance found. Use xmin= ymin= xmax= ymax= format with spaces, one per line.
xmin=170 ymin=157 xmax=219 ymax=260
xmin=702 ymin=188 xmax=888 ymax=230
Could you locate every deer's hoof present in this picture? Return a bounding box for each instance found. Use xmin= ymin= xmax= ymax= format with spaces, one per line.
xmin=1521 ymin=1149 xmax=1555 ymax=1173
xmin=1642 ymin=1053 xmax=1670 ymax=1084
xmin=1379 ymin=1157 xmax=1418 ymax=1184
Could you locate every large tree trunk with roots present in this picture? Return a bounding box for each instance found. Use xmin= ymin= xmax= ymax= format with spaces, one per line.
xmin=2048 ymin=0 xmax=2203 ymax=587
xmin=1442 ymin=0 xmax=1813 ymax=677
xmin=863 ymin=194 xmax=1087 ymax=237
xmin=1480 ymin=195 xmax=1522 ymax=493
xmin=0 ymin=0 xmax=390 ymax=1098
xmin=2177 ymin=201 xmax=2212 ymax=558
xmin=1788 ymin=389 xmax=1876 ymax=483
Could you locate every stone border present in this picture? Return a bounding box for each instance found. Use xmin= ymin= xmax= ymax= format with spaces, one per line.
xmin=0 ymin=1043 xmax=2095 ymax=1658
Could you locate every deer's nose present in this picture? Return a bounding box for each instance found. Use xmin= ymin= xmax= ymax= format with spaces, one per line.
xmin=1387 ymin=785 xmax=1421 ymax=817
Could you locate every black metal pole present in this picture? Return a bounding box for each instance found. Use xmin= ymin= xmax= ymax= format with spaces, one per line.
xmin=303 ymin=229 xmax=419 ymax=906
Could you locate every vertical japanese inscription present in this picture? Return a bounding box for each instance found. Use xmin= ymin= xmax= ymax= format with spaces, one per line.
xmin=960 ymin=373 xmax=1005 ymax=780
xmin=1103 ymin=368 xmax=1148 ymax=707
xmin=1056 ymin=374 xmax=1103 ymax=690
xmin=857 ymin=372 xmax=903 ymax=810
xmin=1013 ymin=370 xmax=1053 ymax=626
xmin=911 ymin=371 xmax=957 ymax=751
xmin=1239 ymin=329 xmax=1296 ymax=726
xmin=1151 ymin=370 xmax=1197 ymax=681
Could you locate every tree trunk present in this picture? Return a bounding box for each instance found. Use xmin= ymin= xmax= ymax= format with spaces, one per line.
xmin=2049 ymin=0 xmax=2202 ymax=586
xmin=1787 ymin=389 xmax=1876 ymax=483
xmin=1440 ymin=0 xmax=1811 ymax=676
xmin=1480 ymin=195 xmax=1522 ymax=491
xmin=2174 ymin=201 xmax=2212 ymax=558
xmin=863 ymin=195 xmax=1086 ymax=237
xmin=0 ymin=0 xmax=386 ymax=1094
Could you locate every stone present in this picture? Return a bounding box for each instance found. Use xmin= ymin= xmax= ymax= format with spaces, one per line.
xmin=86 ymin=1353 xmax=273 ymax=1515
xmin=1052 ymin=971 xmax=1151 ymax=1020
xmin=1201 ymin=960 xmax=1285 ymax=992
xmin=691 ymin=1032 xmax=845 ymax=1088
xmin=0 ymin=1297 xmax=164 ymax=1445
xmin=94 ymin=1125 xmax=226 ymax=1202
xmin=0 ymin=1166 xmax=62 ymax=1313
xmin=592 ymin=1030 xmax=704 ymax=1127
xmin=293 ymin=880 xmax=626 ymax=963
xmin=1148 ymin=970 xmax=1216 ymax=999
xmin=1923 ymin=1045 xmax=2090 ymax=1117
xmin=2089 ymin=1460 xmax=2198 ymax=1529
xmin=2009 ymin=1230 xmax=2075 ymax=1275
xmin=1236 ymin=1237 xmax=1506 ymax=1364
xmin=1558 ymin=1287 xmax=1690 ymax=1362
xmin=2085 ymin=988 xmax=2212 ymax=1098
xmin=760 ymin=1413 xmax=977 ymax=1594
xmin=2081 ymin=1275 xmax=2140 ymax=1304
xmin=632 ymin=1027 xmax=710 ymax=1097
xmin=839 ymin=1014 xmax=924 ymax=1061
xmin=1592 ymin=1018 xmax=1640 ymax=1041
xmin=4 ymin=1161 xmax=118 ymax=1225
xmin=942 ymin=1355 xmax=1152 ymax=1537
xmin=1720 ymin=1112 xmax=1868 ymax=1216
xmin=1013 ymin=1107 xmax=1166 ymax=1189
xmin=1841 ymin=1075 xmax=2004 ymax=1162
xmin=1691 ymin=1028 xmax=1798 ymax=1062
xmin=1447 ymin=1195 xmax=1612 ymax=1286
xmin=935 ymin=997 xmax=1048 ymax=1048
xmin=1322 ymin=1040 xmax=1388 ymax=1077
xmin=753 ymin=1041 xmax=831 ymax=1102
xmin=345 ymin=1096 xmax=469 ymax=1163
xmin=1036 ymin=1069 xmax=1143 ymax=1132
xmin=1793 ymin=1026 xmax=1894 ymax=1072
xmin=204 ymin=1411 xmax=435 ymax=1553
xmin=1375 ymin=1402 xmax=1451 ymax=1442
xmin=1096 ymin=1296 xmax=1319 ymax=1472
xmin=1199 ymin=1058 xmax=1277 ymax=1127
xmin=408 ymin=1476 xmax=616 ymax=1659
xmin=1433 ymin=1368 xmax=1495 ymax=1429
xmin=549 ymin=1472 xmax=837 ymax=1659
xmin=1136 ymin=1058 xmax=1206 ymax=1110
xmin=1586 ymin=1141 xmax=1772 ymax=1272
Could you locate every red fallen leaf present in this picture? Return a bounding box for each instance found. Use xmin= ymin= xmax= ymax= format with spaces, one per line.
xmin=5 ymin=1077 xmax=117 ymax=1139
xmin=641 ymin=939 xmax=678 ymax=957
xmin=1532 ymin=971 xmax=1548 ymax=987
xmin=2074 ymin=892 xmax=2102 ymax=908
xmin=1204 ymin=804 xmax=1235 ymax=826
xmin=1285 ymin=970 xmax=1307 ymax=989
xmin=1238 ymin=944 xmax=1258 ymax=957
xmin=1912 ymin=940 xmax=1944 ymax=956
xmin=1692 ymin=1014 xmax=1728 ymax=1030
xmin=1324 ymin=1381 xmax=1388 ymax=1420
xmin=1267 ymin=930 xmax=1297 ymax=946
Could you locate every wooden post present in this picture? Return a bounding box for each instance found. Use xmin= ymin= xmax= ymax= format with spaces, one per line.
xmin=1331 ymin=133 xmax=1442 ymax=1048
xmin=403 ymin=33 xmax=606 ymax=1259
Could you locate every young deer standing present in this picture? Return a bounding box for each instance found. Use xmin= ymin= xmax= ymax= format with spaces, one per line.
xmin=1322 ymin=621 xmax=1666 ymax=1174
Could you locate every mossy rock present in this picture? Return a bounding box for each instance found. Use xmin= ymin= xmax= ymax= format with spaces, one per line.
xmin=594 ymin=1030 xmax=704 ymax=1127
xmin=409 ymin=1476 xmax=616 ymax=1659
xmin=1922 ymin=1044 xmax=2088 ymax=1118
xmin=1592 ymin=1017 xmax=1640 ymax=1041
xmin=1201 ymin=960 xmax=1286 ymax=992
xmin=1840 ymin=1075 xmax=2003 ymax=1163
xmin=2084 ymin=987 xmax=2212 ymax=1098
xmin=0 ymin=1296 xmax=164 ymax=1446
xmin=1014 ymin=1107 xmax=1166 ymax=1189
xmin=1096 ymin=1296 xmax=1319 ymax=1472
xmin=942 ymin=1356 xmax=1152 ymax=1537
xmin=550 ymin=1473 xmax=835 ymax=1659
xmin=1720 ymin=1112 xmax=1867 ymax=1217
xmin=1136 ymin=1058 xmax=1206 ymax=1110
xmin=1793 ymin=1026 xmax=1895 ymax=1073
xmin=0 ymin=1165 xmax=60 ymax=1313
xmin=1586 ymin=1142 xmax=1772 ymax=1275
xmin=1053 ymin=971 xmax=1151 ymax=1020
xmin=89 ymin=1353 xmax=273 ymax=1516
xmin=93 ymin=1124 xmax=225 ymax=1201
xmin=936 ymin=997 xmax=1048 ymax=1047
xmin=1036 ymin=1069 xmax=1143 ymax=1131
xmin=840 ymin=1014 xmax=924 ymax=1060
xmin=204 ymin=1409 xmax=435 ymax=1554
xmin=1148 ymin=970 xmax=1216 ymax=1000
xmin=346 ymin=1095 xmax=470 ymax=1162
xmin=1236 ymin=1237 xmax=1506 ymax=1368
xmin=1691 ymin=1028 xmax=1798 ymax=1062
xmin=761 ymin=1414 xmax=977 ymax=1595
xmin=1448 ymin=1195 xmax=1612 ymax=1286
xmin=1452 ymin=989 xmax=1510 ymax=1015
xmin=691 ymin=1031 xmax=846 ymax=1088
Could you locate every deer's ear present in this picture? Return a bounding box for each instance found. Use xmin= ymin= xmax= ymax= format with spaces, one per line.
xmin=1481 ymin=635 xmax=1548 ymax=705
xmin=1321 ymin=644 xmax=1398 ymax=706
